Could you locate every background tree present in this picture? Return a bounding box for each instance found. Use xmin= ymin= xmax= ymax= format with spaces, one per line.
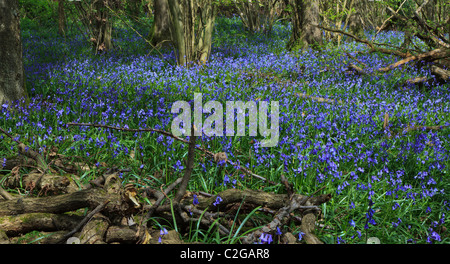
xmin=57 ymin=0 xmax=66 ymax=36
xmin=234 ymin=0 xmax=284 ymax=35
xmin=287 ymin=0 xmax=322 ymax=51
xmin=149 ymin=0 xmax=171 ymax=48
xmin=167 ymin=0 xmax=216 ymax=66
xmin=72 ymin=0 xmax=119 ymax=53
xmin=0 ymin=0 xmax=27 ymax=105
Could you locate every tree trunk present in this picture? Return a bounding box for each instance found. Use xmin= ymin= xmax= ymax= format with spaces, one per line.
xmin=167 ymin=0 xmax=216 ymax=66
xmin=287 ymin=0 xmax=322 ymax=51
xmin=57 ymin=0 xmax=66 ymax=36
xmin=74 ymin=0 xmax=114 ymax=53
xmin=197 ymin=2 xmax=215 ymax=64
xmin=0 ymin=0 xmax=27 ymax=105
xmin=149 ymin=0 xmax=171 ymax=48
xmin=348 ymin=0 xmax=363 ymax=36
xmin=92 ymin=0 xmax=113 ymax=53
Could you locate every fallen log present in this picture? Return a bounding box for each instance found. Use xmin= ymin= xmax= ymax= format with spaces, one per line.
xmin=0 ymin=212 xmax=83 ymax=237
xmin=0 ymin=186 xmax=135 ymax=218
xmin=105 ymin=225 xmax=146 ymax=244
xmin=378 ymin=48 xmax=449 ymax=72
xmin=79 ymin=213 xmax=110 ymax=244
xmin=346 ymin=63 xmax=366 ymax=75
xmin=431 ymin=65 xmax=450 ymax=82
xmin=300 ymin=212 xmax=323 ymax=244
xmin=191 ymin=188 xmax=331 ymax=211
xmin=3 ymin=172 xmax=80 ymax=196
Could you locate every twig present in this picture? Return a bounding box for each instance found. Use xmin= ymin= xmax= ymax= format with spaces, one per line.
xmin=280 ymin=174 xmax=294 ymax=199
xmin=345 ymin=52 xmax=367 ymax=67
xmin=56 ymin=200 xmax=110 ymax=244
xmin=0 ymin=126 xmax=50 ymax=175
xmin=144 ymin=178 xmax=183 ymax=219
xmin=0 ymin=187 xmax=13 ymax=200
xmin=174 ymin=125 xmax=197 ymax=203
xmin=314 ymin=24 xmax=411 ymax=58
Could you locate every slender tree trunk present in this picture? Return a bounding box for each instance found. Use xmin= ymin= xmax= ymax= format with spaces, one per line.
xmin=167 ymin=0 xmax=215 ymax=66
xmin=348 ymin=0 xmax=363 ymax=36
xmin=197 ymin=3 xmax=215 ymax=64
xmin=57 ymin=0 xmax=66 ymax=36
xmin=74 ymin=0 xmax=114 ymax=53
xmin=92 ymin=0 xmax=113 ymax=53
xmin=0 ymin=0 xmax=27 ymax=105
xmin=287 ymin=0 xmax=322 ymax=51
xmin=150 ymin=0 xmax=171 ymax=48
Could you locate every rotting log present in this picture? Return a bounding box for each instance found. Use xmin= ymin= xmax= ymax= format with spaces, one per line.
xmin=0 ymin=212 xmax=83 ymax=237
xmin=0 ymin=186 xmax=135 ymax=218
xmin=3 ymin=172 xmax=80 ymax=195
xmin=431 ymin=65 xmax=450 ymax=82
xmin=300 ymin=212 xmax=323 ymax=244
xmin=238 ymin=188 xmax=331 ymax=244
xmin=192 ymin=188 xmax=331 ymax=211
xmin=105 ymin=225 xmax=145 ymax=244
xmin=79 ymin=213 xmax=110 ymax=244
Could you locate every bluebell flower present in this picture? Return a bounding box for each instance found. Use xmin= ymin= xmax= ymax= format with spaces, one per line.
xmin=223 ymin=174 xmax=230 ymax=186
xmin=427 ymin=231 xmax=441 ymax=243
xmin=298 ymin=231 xmax=305 ymax=241
xmin=259 ymin=233 xmax=273 ymax=244
xmin=349 ymin=219 xmax=356 ymax=227
xmin=160 ymin=227 xmax=168 ymax=236
xmin=349 ymin=201 xmax=355 ymax=209
xmin=276 ymin=227 xmax=282 ymax=236
xmin=337 ymin=237 xmax=346 ymax=244
xmin=213 ymin=195 xmax=223 ymax=206
xmin=193 ymin=194 xmax=199 ymax=205
xmin=174 ymin=159 xmax=184 ymax=172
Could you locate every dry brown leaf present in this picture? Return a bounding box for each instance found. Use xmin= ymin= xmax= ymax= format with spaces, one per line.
xmin=383 ymin=112 xmax=389 ymax=131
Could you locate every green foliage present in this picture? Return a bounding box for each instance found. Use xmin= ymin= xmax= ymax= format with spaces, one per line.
xmin=18 ymin=0 xmax=58 ymax=27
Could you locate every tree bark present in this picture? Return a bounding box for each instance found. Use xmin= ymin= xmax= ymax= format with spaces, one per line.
xmin=92 ymin=0 xmax=113 ymax=53
xmin=57 ymin=0 xmax=66 ymax=36
xmin=196 ymin=2 xmax=215 ymax=64
xmin=287 ymin=0 xmax=322 ymax=51
xmin=149 ymin=0 xmax=171 ymax=48
xmin=348 ymin=0 xmax=363 ymax=36
xmin=0 ymin=187 xmax=132 ymax=217
xmin=168 ymin=0 xmax=215 ymax=66
xmin=0 ymin=0 xmax=27 ymax=105
xmin=0 ymin=213 xmax=82 ymax=237
xmin=74 ymin=0 xmax=114 ymax=53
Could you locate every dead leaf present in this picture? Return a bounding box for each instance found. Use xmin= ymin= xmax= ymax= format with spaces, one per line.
xmin=142 ymin=229 xmax=151 ymax=244
xmin=383 ymin=112 xmax=389 ymax=131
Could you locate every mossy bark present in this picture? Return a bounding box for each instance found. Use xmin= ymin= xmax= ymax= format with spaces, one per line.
xmin=0 ymin=0 xmax=27 ymax=105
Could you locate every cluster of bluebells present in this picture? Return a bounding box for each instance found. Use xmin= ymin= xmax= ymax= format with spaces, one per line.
xmin=0 ymin=17 xmax=448 ymax=244
xmin=213 ymin=195 xmax=223 ymax=207
xmin=158 ymin=227 xmax=169 ymax=243
xmin=259 ymin=233 xmax=273 ymax=244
